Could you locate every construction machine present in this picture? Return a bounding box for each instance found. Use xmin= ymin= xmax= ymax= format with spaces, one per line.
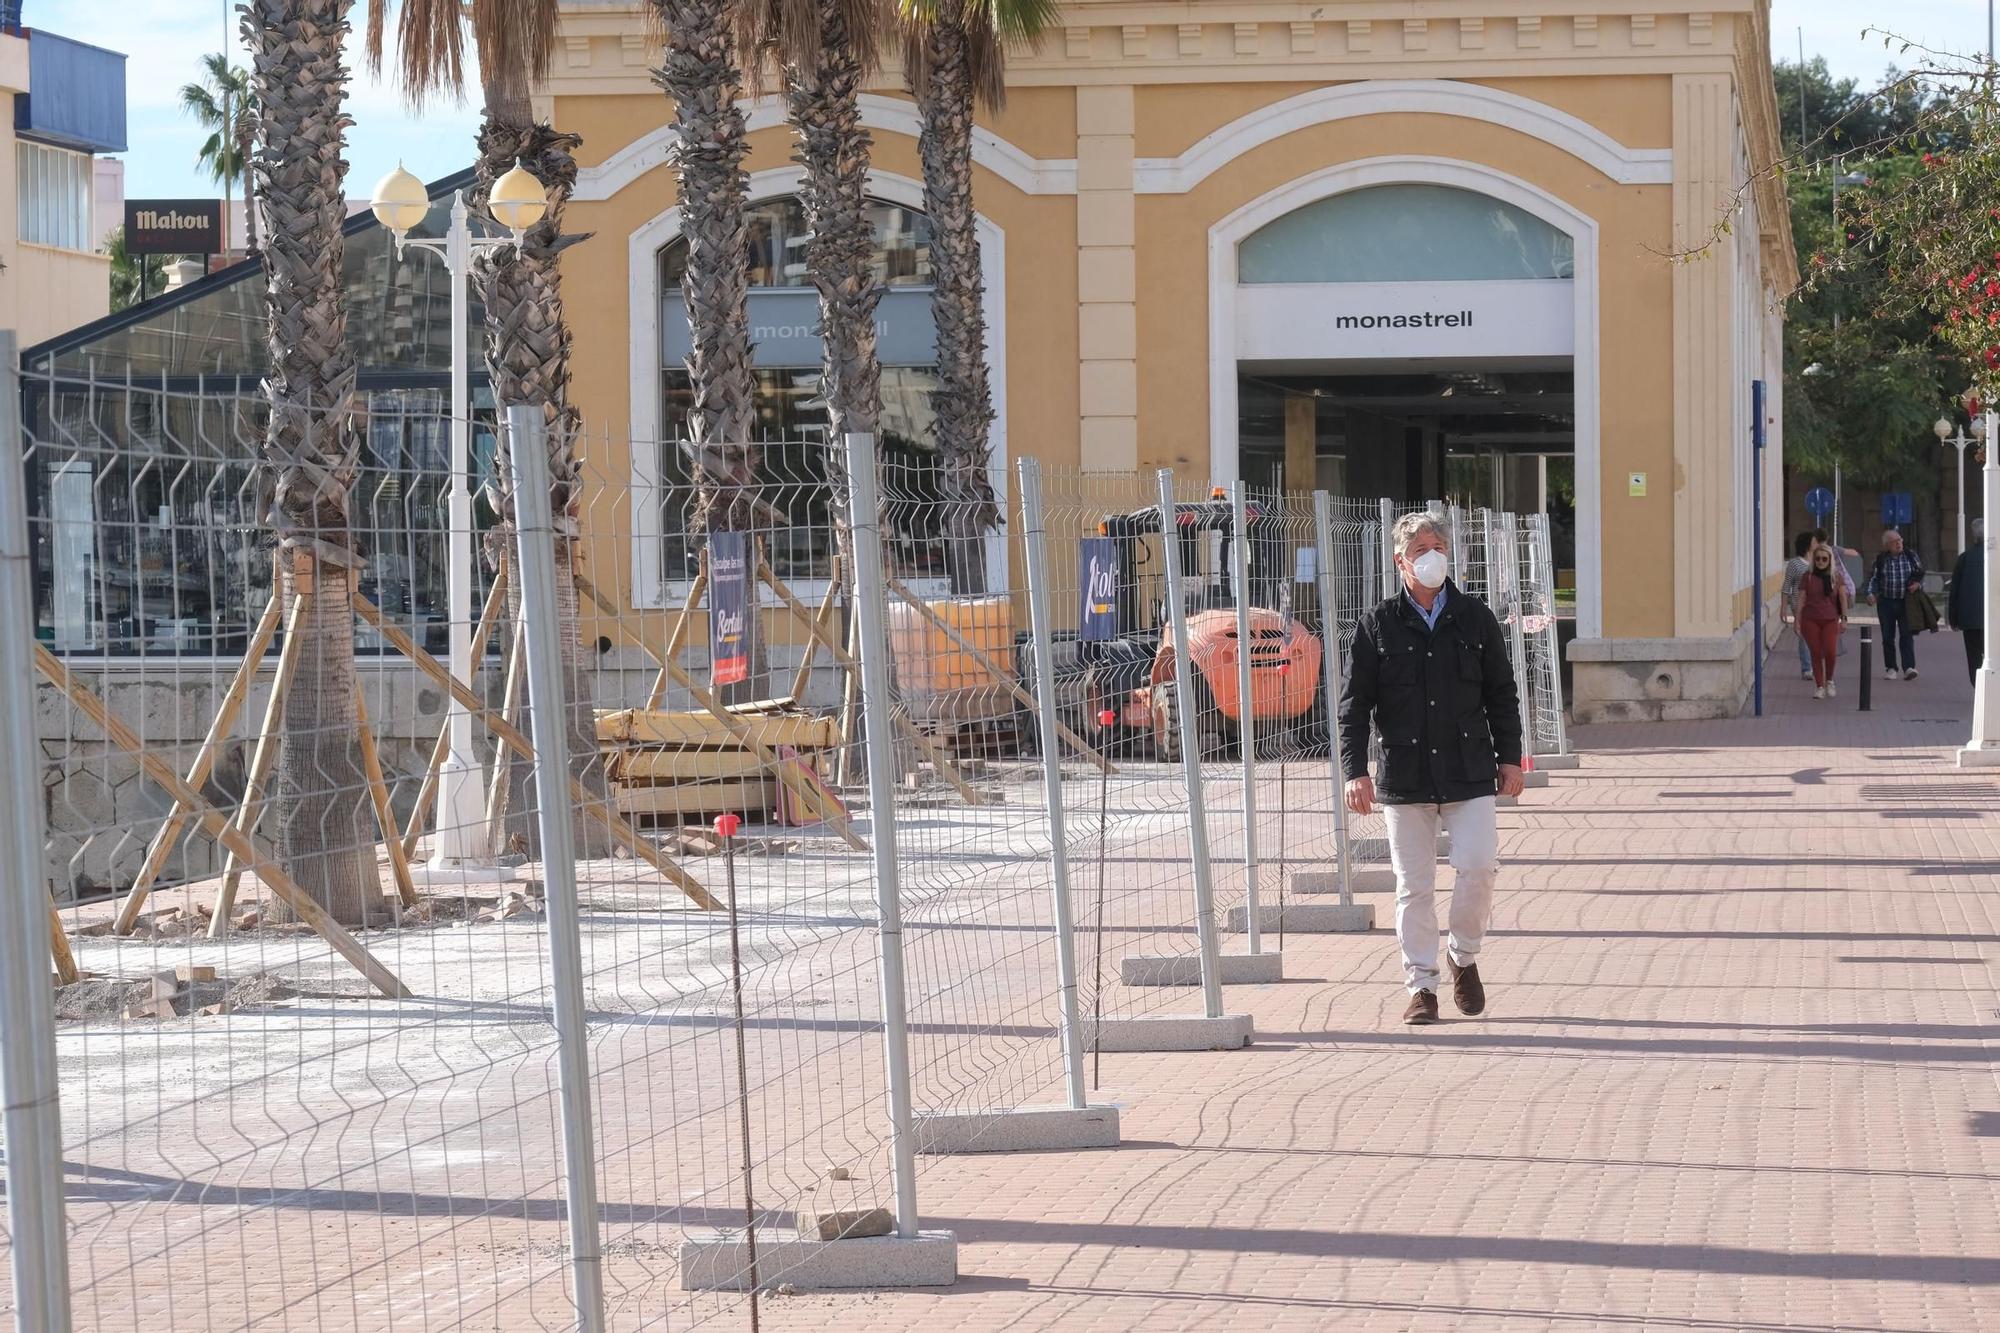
xmin=1076 ymin=489 xmax=1328 ymax=760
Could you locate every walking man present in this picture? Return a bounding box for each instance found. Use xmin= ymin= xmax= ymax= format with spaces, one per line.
xmin=1867 ymin=529 xmax=1925 ymax=680
xmin=1339 ymin=512 xmax=1525 ymax=1026
xmin=1950 ymin=518 xmax=1985 ymax=684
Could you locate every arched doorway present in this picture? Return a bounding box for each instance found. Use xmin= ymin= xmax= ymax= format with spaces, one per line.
xmin=1208 ymin=157 xmax=1601 ymax=639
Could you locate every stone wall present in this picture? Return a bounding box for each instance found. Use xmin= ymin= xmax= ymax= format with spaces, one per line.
xmin=1567 ymin=620 xmax=1768 ymax=724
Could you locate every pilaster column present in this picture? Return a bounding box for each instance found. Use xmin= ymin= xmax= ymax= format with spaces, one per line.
xmin=1076 ymin=85 xmax=1138 ymax=473
xmin=1671 ymin=72 xmax=1736 ymax=636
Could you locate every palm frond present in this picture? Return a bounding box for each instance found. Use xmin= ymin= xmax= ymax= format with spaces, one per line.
xmin=368 ymin=0 xmax=565 ymax=105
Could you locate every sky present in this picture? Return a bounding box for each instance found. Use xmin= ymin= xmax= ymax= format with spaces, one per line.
xmin=48 ymin=0 xmax=482 ymax=204
xmin=37 ymin=1 xmax=2000 ymax=204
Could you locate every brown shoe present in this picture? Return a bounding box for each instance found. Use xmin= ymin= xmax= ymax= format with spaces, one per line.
xmin=1402 ymin=990 xmax=1439 ymax=1025
xmin=1446 ymin=956 xmax=1486 ymax=1016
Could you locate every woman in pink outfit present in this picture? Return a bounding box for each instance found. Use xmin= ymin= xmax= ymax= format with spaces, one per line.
xmin=1795 ymin=542 xmax=1849 ymax=699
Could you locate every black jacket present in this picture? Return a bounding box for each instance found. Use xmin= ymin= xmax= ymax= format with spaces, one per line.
xmin=1338 ymin=580 xmax=1524 ymax=805
xmin=1950 ymin=548 xmax=1984 ymax=631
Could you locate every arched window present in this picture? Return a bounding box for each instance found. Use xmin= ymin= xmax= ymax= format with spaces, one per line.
xmin=655 ymin=197 xmax=949 ymax=586
xmin=1237 ymin=184 xmax=1574 ymax=285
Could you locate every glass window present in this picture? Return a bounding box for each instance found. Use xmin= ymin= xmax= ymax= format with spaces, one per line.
xmin=659 ymin=197 xmax=934 ymax=292
xmin=655 ymin=196 xmax=951 ymax=588
xmin=17 ymin=141 xmax=92 ymax=251
xmin=1238 ymin=184 xmax=1574 ymax=284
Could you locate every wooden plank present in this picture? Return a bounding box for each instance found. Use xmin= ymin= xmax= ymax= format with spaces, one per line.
xmin=610 ymin=747 xmax=784 ymax=785
xmin=353 ymin=596 xmax=722 ymax=910
xmin=354 ymin=682 xmax=418 ymax=909
xmin=647 ymin=564 xmax=708 ymax=710
xmin=789 ymin=556 xmax=843 ymax=702
xmin=883 ymin=571 xmax=1117 ymax=775
xmin=485 ymin=618 xmax=528 ymax=856
xmin=35 ymin=644 xmax=410 ymax=999
xmin=403 ymin=560 xmax=510 ymax=860
xmin=48 ymin=895 xmax=78 ymax=986
xmin=596 ymin=709 xmax=840 ymax=751
xmin=113 ymin=587 xmax=285 ymax=934
xmin=617 ymin=779 xmax=776 ymax=818
xmin=579 ymin=570 xmax=869 ymax=849
xmin=761 ymin=562 xmax=987 ymax=807
xmin=209 ymin=595 xmax=310 ymax=938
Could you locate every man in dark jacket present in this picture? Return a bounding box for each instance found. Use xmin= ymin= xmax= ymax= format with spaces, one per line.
xmin=1339 ymin=512 xmax=1525 ymax=1025
xmin=1950 ymin=519 xmax=1986 ymax=684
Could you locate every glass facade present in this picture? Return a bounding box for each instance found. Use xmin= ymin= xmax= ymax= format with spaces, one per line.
xmin=1238 ymin=184 xmax=1574 ymax=285
xmin=21 ymin=170 xmax=498 ymax=657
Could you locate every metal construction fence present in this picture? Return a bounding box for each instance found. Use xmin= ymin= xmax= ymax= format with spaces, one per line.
xmin=0 ymin=366 xmax=1570 ymax=1331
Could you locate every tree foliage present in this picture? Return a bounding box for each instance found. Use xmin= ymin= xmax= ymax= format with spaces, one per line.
xmin=105 ymin=227 xmax=167 ymax=313
xmin=1777 ymin=56 xmax=1966 ymax=488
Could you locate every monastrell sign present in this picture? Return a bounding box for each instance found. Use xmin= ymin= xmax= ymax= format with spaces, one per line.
xmin=123 ymin=199 xmax=223 ymax=256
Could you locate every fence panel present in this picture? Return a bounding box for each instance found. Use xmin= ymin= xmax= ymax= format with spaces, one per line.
xmin=9 ymin=365 xmax=1571 ymax=1327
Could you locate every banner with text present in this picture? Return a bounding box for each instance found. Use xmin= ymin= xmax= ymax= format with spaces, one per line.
xmin=708 ymin=531 xmax=750 ymax=686
xmin=1079 ymin=537 xmax=1119 ymax=641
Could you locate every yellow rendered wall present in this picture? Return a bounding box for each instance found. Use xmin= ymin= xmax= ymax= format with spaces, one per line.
xmin=1132 ymin=87 xmax=1678 ymax=639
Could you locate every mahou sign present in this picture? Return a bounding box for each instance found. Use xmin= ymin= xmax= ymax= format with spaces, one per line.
xmin=124 ymin=199 xmax=223 ymax=256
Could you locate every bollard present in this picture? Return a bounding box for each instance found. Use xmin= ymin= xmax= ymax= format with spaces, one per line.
xmin=1859 ymin=624 xmax=1873 ymax=712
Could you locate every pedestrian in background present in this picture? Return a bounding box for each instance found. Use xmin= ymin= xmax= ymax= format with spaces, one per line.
xmin=1796 ymin=543 xmax=1848 ymax=699
xmin=1867 ymin=529 xmax=1925 ymax=680
xmin=1783 ymin=531 xmax=1814 ymax=679
xmin=1339 ymin=512 xmax=1524 ymax=1027
xmin=1950 ymin=518 xmax=1985 ymax=684
xmin=1813 ymin=528 xmax=1856 ymax=659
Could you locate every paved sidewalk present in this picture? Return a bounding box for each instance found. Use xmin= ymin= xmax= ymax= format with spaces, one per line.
xmin=762 ymin=629 xmax=2000 ymax=1331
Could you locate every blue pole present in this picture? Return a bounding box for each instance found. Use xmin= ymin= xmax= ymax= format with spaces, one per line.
xmin=1752 ymin=380 xmax=1767 ymax=717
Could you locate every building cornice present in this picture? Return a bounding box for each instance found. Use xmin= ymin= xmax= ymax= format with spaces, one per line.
xmin=547 ymin=4 xmax=1748 ymax=97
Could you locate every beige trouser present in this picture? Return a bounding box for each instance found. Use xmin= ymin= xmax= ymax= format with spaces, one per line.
xmin=1384 ymin=797 xmax=1499 ymax=994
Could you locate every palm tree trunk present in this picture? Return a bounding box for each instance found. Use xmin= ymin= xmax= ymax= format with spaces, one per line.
xmin=788 ymin=5 xmax=883 ymax=446
xmin=473 ymin=78 xmax=612 ymax=857
xmin=654 ymin=0 xmax=769 ymax=705
xmin=652 ymin=0 xmax=757 ymax=521
xmin=242 ymin=0 xmax=382 ymax=927
xmin=913 ymin=14 xmax=997 ymax=595
xmin=239 ymin=118 xmax=260 ymax=255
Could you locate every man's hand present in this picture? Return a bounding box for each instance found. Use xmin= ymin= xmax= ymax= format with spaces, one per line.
xmin=1497 ymin=764 xmax=1526 ymax=798
xmin=1344 ymin=776 xmax=1376 ymax=815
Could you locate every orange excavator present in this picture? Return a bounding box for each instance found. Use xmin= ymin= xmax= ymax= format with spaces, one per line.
xmin=1086 ymin=490 xmax=1327 ymax=761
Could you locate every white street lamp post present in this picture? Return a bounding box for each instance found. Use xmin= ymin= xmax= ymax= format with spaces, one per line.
xmin=1935 ymin=415 xmax=1971 ymax=560
xmin=371 ymin=163 xmax=547 ymax=873
xmin=1961 ymin=407 xmax=2000 ymax=767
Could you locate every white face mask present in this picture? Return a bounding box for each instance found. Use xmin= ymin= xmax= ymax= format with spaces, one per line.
xmin=1410 ymin=550 xmax=1449 ymax=590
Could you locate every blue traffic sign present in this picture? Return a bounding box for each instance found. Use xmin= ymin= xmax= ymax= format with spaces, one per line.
xmin=1805 ymin=486 xmax=1834 ymax=518
xmin=1881 ymin=492 xmax=1914 ymax=527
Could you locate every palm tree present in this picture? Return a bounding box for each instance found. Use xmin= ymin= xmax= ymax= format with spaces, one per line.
xmin=735 ymin=0 xmax=887 ymax=449
xmin=240 ymin=0 xmax=381 ymax=926
xmin=105 ymin=226 xmax=167 ymax=311
xmin=365 ymin=0 xmax=612 ymax=855
xmin=649 ymin=0 xmax=759 ymax=538
xmin=179 ymin=52 xmax=258 ymax=255
xmin=901 ymin=0 xmax=1056 ymax=593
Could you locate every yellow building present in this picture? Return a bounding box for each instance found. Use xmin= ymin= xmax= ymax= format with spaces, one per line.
xmin=542 ymin=0 xmax=1797 ymax=723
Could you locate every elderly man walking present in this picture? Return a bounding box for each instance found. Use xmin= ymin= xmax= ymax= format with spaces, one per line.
xmin=1338 ymin=512 xmax=1525 ymax=1025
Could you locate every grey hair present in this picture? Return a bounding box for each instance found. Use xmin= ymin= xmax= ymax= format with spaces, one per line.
xmin=1392 ymin=511 xmax=1450 ymax=558
xmin=1976 ymin=518 xmax=1987 ymax=543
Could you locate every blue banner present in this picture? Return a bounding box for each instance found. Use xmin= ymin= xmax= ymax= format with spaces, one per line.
xmin=708 ymin=531 xmax=750 ymax=687
xmin=1079 ymin=537 xmax=1119 ymax=641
